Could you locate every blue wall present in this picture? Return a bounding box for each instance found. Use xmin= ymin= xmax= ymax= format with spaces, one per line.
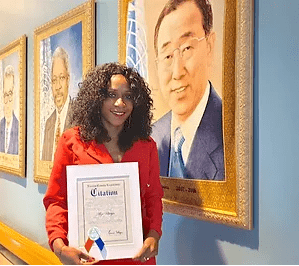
xmin=1 ymin=0 xmax=299 ymax=264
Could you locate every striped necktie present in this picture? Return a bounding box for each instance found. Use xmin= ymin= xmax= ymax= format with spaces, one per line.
xmin=54 ymin=116 xmax=61 ymax=152
xmin=169 ymin=127 xmax=185 ymax=178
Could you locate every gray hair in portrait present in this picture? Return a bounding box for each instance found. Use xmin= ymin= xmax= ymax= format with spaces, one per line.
xmin=51 ymin=46 xmax=71 ymax=77
xmin=3 ymin=65 xmax=15 ymax=88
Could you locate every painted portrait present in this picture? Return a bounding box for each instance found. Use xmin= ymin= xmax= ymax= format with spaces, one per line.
xmin=0 ymin=36 xmax=26 ymax=177
xmin=39 ymin=23 xmax=82 ymax=161
xmin=0 ymin=56 xmax=20 ymax=155
xmin=125 ymin=0 xmax=225 ymax=181
xmin=119 ymin=0 xmax=253 ymax=228
xmin=34 ymin=0 xmax=95 ymax=183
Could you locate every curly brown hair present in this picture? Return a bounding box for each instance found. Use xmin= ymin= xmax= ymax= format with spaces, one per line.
xmin=70 ymin=62 xmax=153 ymax=152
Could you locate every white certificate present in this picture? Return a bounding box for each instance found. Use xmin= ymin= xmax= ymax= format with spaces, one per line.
xmin=67 ymin=162 xmax=143 ymax=261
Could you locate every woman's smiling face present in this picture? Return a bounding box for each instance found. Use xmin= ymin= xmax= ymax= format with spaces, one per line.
xmin=101 ymin=74 xmax=134 ymax=131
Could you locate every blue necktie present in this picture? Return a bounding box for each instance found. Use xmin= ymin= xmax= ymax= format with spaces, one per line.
xmin=169 ymin=127 xmax=185 ymax=178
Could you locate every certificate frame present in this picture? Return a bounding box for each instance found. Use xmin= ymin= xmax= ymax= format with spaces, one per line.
xmin=0 ymin=35 xmax=27 ymax=177
xmin=118 ymin=0 xmax=253 ymax=229
xmin=67 ymin=162 xmax=143 ymax=261
xmin=34 ymin=0 xmax=95 ymax=184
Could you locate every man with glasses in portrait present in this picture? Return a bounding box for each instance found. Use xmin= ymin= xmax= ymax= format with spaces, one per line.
xmin=42 ymin=47 xmax=72 ymax=161
xmin=151 ymin=0 xmax=224 ymax=180
xmin=0 ymin=65 xmax=19 ymax=155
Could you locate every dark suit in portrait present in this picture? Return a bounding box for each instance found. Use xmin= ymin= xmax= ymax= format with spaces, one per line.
xmin=42 ymin=101 xmax=72 ymax=161
xmin=0 ymin=113 xmax=19 ymax=155
xmin=151 ymin=85 xmax=224 ymax=180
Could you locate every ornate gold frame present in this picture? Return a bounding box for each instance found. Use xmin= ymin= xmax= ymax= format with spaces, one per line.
xmin=34 ymin=0 xmax=95 ymax=184
xmin=118 ymin=0 xmax=253 ymax=229
xmin=0 ymin=35 xmax=26 ymax=177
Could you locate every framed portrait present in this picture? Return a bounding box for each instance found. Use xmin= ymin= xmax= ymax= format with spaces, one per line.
xmin=34 ymin=0 xmax=95 ymax=184
xmin=0 ymin=35 xmax=27 ymax=177
xmin=118 ymin=0 xmax=253 ymax=229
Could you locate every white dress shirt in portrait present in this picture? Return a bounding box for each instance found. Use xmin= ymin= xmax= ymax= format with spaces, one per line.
xmin=171 ymin=82 xmax=210 ymax=164
xmin=5 ymin=118 xmax=13 ymax=153
xmin=52 ymin=96 xmax=70 ymax=160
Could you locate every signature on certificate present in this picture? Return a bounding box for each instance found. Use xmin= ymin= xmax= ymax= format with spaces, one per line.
xmin=96 ymin=211 xmax=116 ymax=217
xmin=108 ymin=230 xmax=123 ymax=235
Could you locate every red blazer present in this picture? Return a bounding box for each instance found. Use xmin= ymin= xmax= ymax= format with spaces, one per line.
xmin=43 ymin=127 xmax=163 ymax=264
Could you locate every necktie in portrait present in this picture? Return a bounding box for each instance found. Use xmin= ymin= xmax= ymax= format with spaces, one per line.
xmin=5 ymin=127 xmax=9 ymax=152
xmin=169 ymin=127 xmax=185 ymax=178
xmin=54 ymin=116 xmax=61 ymax=152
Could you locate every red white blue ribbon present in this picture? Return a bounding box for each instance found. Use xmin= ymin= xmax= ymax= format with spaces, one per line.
xmin=85 ymin=227 xmax=105 ymax=252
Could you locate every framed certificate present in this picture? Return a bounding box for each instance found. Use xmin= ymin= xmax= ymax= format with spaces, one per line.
xmin=67 ymin=162 xmax=143 ymax=261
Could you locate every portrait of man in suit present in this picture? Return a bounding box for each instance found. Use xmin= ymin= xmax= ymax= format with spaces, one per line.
xmin=42 ymin=47 xmax=72 ymax=161
xmin=0 ymin=65 xmax=19 ymax=155
xmin=151 ymin=0 xmax=224 ymax=180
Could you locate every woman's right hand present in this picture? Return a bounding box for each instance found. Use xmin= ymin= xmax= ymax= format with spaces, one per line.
xmin=53 ymin=238 xmax=96 ymax=265
xmin=58 ymin=245 xmax=96 ymax=265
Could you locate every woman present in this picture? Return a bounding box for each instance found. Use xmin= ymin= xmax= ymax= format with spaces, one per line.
xmin=43 ymin=63 xmax=163 ymax=265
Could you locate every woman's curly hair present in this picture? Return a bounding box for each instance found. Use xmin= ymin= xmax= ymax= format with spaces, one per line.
xmin=70 ymin=62 xmax=153 ymax=152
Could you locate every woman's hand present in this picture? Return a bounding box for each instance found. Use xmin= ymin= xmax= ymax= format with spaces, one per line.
xmin=53 ymin=238 xmax=96 ymax=265
xmin=133 ymin=230 xmax=160 ymax=263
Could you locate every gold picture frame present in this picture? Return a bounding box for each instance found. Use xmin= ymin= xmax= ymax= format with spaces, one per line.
xmin=0 ymin=35 xmax=27 ymax=177
xmin=118 ymin=0 xmax=253 ymax=229
xmin=34 ymin=0 xmax=95 ymax=184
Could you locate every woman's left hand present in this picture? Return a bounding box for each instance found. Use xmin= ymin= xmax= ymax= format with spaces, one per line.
xmin=133 ymin=230 xmax=160 ymax=263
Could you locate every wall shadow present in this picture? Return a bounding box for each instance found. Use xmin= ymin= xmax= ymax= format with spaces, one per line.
xmin=174 ymin=215 xmax=259 ymax=265
xmin=38 ymin=183 xmax=48 ymax=194
xmin=0 ymin=172 xmax=27 ymax=188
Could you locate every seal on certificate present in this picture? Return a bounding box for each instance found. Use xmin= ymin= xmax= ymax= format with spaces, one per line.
xmin=86 ymin=227 xmax=105 ymax=251
xmin=88 ymin=227 xmax=101 ymax=241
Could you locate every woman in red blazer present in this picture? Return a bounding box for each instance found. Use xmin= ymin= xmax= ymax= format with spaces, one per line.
xmin=43 ymin=63 xmax=163 ymax=265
